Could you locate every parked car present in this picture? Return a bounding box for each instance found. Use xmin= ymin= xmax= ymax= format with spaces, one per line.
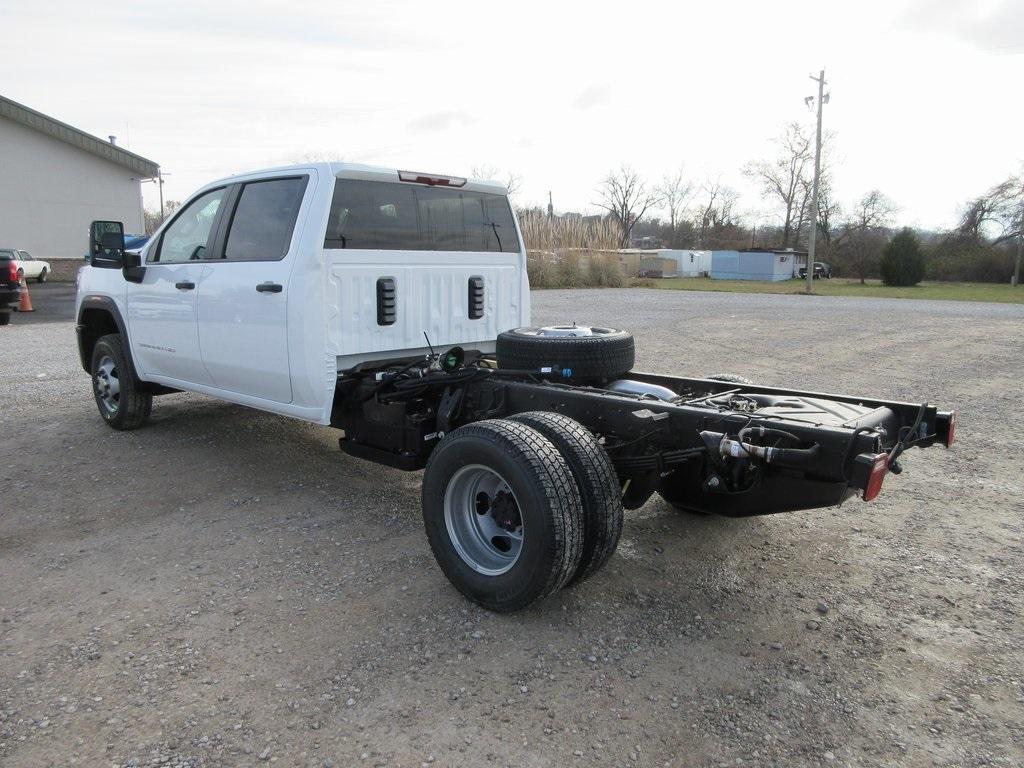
xmin=798 ymin=261 xmax=832 ymax=279
xmin=123 ymin=234 xmax=150 ymax=252
xmin=75 ymin=162 xmax=955 ymax=613
xmin=0 ymin=250 xmax=23 ymax=325
xmin=1 ymin=248 xmax=52 ymax=283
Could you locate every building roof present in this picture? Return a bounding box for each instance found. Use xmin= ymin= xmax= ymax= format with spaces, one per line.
xmin=739 ymin=247 xmax=808 ymax=256
xmin=0 ymin=94 xmax=159 ymax=178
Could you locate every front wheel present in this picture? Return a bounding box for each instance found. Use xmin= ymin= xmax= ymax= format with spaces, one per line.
xmin=0 ymin=311 xmax=10 ymax=326
xmin=91 ymin=334 xmax=152 ymax=430
xmin=422 ymin=420 xmax=583 ymax=612
xmin=37 ymin=267 xmax=48 ymax=283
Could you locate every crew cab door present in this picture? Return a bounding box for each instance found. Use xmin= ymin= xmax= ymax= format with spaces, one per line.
xmin=127 ymin=187 xmax=228 ymax=384
xmin=194 ymin=175 xmax=309 ymax=403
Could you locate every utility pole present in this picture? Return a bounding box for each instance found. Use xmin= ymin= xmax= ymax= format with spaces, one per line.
xmin=158 ymin=168 xmax=166 ymax=221
xmin=805 ymin=69 xmax=827 ymax=295
xmin=1014 ymin=187 xmax=1023 ymax=286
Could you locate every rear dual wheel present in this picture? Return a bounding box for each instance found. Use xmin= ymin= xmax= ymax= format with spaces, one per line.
xmin=422 ymin=415 xmax=623 ymax=612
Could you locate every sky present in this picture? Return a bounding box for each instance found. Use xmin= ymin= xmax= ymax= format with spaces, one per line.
xmin=3 ymin=0 xmax=1021 ymax=230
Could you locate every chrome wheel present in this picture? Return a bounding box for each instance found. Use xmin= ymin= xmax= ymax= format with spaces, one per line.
xmin=519 ymin=325 xmax=617 ymax=338
xmin=444 ymin=464 xmax=524 ymax=575
xmin=94 ymin=355 xmax=121 ymax=414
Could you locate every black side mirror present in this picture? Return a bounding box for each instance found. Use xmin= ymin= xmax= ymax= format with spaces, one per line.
xmin=90 ymin=221 xmax=125 ymax=268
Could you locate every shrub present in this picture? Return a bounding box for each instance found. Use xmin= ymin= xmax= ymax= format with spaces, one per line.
xmin=880 ymin=228 xmax=926 ymax=286
xmin=519 ymin=212 xmax=624 ymax=288
xmin=924 ymin=235 xmax=1017 ymax=283
xmin=526 ymin=253 xmax=558 ymax=288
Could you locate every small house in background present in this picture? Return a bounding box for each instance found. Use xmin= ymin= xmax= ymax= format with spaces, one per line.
xmin=661 ymin=249 xmax=711 ymax=277
xmin=616 ymin=250 xmax=644 ymax=276
xmin=639 ymin=256 xmax=677 ymax=278
xmin=710 ymin=249 xmax=807 ymax=281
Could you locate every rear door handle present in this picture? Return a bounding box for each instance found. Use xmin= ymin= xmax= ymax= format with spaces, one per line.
xmin=256 ymin=282 xmax=283 ymax=293
xmin=175 ymin=281 xmax=195 ymax=290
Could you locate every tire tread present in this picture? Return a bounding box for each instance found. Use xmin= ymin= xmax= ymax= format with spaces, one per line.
xmin=496 ymin=328 xmax=634 ymax=380
xmin=509 ymin=412 xmax=623 ymax=585
xmin=92 ymin=334 xmax=152 ymax=431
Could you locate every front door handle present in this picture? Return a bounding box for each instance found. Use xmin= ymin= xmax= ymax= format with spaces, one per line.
xmin=256 ymin=282 xmax=283 ymax=293
xmin=175 ymin=281 xmax=195 ymax=290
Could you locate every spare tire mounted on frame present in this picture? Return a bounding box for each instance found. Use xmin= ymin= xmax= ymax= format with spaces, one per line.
xmin=496 ymin=325 xmax=635 ymax=381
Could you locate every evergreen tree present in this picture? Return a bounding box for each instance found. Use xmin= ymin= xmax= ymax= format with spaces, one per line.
xmin=880 ymin=228 xmax=926 ymax=286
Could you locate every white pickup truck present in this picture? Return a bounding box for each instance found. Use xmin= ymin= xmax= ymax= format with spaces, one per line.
xmin=76 ymin=162 xmax=955 ymax=612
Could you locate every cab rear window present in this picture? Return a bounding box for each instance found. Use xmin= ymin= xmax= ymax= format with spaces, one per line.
xmin=324 ymin=179 xmax=520 ymax=253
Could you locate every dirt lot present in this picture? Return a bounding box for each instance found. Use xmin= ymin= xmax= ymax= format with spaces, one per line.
xmin=1 ymin=289 xmax=1022 ymax=768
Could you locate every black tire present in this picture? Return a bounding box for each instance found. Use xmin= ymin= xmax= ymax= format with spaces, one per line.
xmin=16 ymin=269 xmax=24 ymax=282
xmin=496 ymin=326 xmax=634 ymax=380
xmin=422 ymin=419 xmax=583 ymax=612
xmin=0 ymin=311 xmax=10 ymax=326
xmin=37 ymin=268 xmax=48 ymax=283
xmin=91 ymin=334 xmax=152 ymax=430
xmin=706 ymin=373 xmax=754 ymax=386
xmin=509 ymin=412 xmax=623 ymax=586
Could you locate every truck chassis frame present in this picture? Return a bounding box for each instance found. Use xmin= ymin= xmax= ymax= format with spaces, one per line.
xmin=333 ymin=359 xmax=954 ymax=518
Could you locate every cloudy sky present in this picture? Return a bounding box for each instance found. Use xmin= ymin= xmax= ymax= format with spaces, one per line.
xmin=3 ymin=0 xmax=1021 ymax=229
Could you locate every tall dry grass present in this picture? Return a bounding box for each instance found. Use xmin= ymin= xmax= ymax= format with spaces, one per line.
xmin=518 ymin=212 xmax=625 ymax=288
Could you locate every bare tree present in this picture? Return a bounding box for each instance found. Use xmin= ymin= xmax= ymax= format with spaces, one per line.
xmin=959 ymin=173 xmax=1024 ymax=245
xmin=656 ymin=166 xmax=694 ymax=248
xmin=144 ymin=200 xmax=181 ymax=234
xmin=835 ymin=190 xmax=897 ymax=283
xmin=813 ymin=175 xmax=842 ymax=257
xmin=594 ymin=165 xmax=659 ymax=247
xmin=471 ymin=165 xmax=522 ymax=199
xmin=692 ymin=178 xmax=739 ymax=247
xmin=292 ymin=151 xmax=345 ymax=163
xmin=744 ymin=122 xmax=815 ymax=248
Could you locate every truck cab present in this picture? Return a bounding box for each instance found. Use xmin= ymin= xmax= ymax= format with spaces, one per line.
xmin=76 ymin=163 xmax=530 ymax=423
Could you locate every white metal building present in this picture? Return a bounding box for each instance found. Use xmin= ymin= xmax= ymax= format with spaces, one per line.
xmin=0 ymin=95 xmax=159 ymax=260
xmin=662 ymin=249 xmax=712 ymax=277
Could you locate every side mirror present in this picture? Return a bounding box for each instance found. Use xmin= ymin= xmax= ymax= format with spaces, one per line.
xmin=90 ymin=221 xmax=125 ymax=268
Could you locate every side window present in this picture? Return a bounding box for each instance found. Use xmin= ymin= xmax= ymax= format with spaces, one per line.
xmin=18 ymin=251 xmax=33 ymax=261
xmin=223 ymin=177 xmax=307 ymax=261
xmin=325 ymin=181 xmax=418 ymax=250
xmin=156 ymin=188 xmax=226 ymax=263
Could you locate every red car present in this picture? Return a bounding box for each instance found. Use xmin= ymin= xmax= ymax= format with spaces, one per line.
xmin=0 ymin=250 xmax=24 ymax=325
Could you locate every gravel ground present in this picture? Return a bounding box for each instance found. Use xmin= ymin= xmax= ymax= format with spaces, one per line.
xmin=1 ymin=288 xmax=1022 ymax=768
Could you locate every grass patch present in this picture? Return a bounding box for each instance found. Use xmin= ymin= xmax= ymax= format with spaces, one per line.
xmin=647 ymin=277 xmax=1024 ymax=304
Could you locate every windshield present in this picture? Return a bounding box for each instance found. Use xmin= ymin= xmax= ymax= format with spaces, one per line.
xmin=324 ymin=179 xmax=520 ymax=253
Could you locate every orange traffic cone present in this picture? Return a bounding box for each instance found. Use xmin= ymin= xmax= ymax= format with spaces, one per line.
xmin=18 ymin=279 xmax=34 ymax=312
